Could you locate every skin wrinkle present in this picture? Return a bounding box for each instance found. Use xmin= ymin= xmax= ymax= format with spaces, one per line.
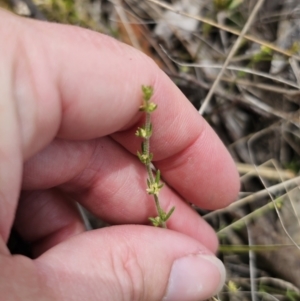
xmin=16 ymin=189 xmax=80 ymax=242
xmin=22 ymin=139 xmax=97 ymax=190
xmin=59 ymin=140 xmax=100 ymax=192
xmin=111 ymin=234 xmax=155 ymax=301
xmin=79 ymin=170 xmax=143 ymax=220
xmin=106 ymin=243 xmax=127 ymax=301
xmin=119 ymin=247 xmax=138 ymax=301
xmin=53 ymin=141 xmax=94 ymax=187
xmin=98 ymin=169 xmax=133 ymax=206
xmin=123 ymin=250 xmax=147 ymax=301
xmin=59 ymin=139 xmax=126 ymax=206
xmin=155 ymin=128 xmax=205 ymax=171
xmin=32 ymin=222 xmax=84 ymax=258
xmin=91 ymin=174 xmax=148 ymax=222
xmin=59 ymin=140 xmax=137 ymax=221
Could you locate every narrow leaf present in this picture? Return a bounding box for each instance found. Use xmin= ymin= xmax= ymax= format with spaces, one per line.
xmin=155 ymin=170 xmax=161 ymax=183
xmin=165 ymin=206 xmax=175 ymax=221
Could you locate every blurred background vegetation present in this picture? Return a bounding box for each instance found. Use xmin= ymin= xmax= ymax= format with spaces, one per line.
xmin=2 ymin=0 xmax=300 ymax=300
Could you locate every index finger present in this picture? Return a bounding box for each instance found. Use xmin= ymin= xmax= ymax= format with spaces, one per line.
xmin=31 ymin=15 xmax=239 ymax=209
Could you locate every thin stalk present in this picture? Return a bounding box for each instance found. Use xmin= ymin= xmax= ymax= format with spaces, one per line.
xmin=136 ymin=86 xmax=175 ymax=228
xmin=144 ymin=112 xmax=154 ymax=184
xmin=154 ymin=195 xmax=167 ymax=229
xmin=144 ymin=111 xmax=166 ymax=227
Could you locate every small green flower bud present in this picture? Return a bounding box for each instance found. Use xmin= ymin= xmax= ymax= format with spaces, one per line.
xmin=135 ymin=125 xmax=152 ymax=138
xmin=135 ymin=127 xmax=147 ymax=138
xmin=146 ymin=182 xmax=164 ymax=195
xmin=137 ymin=152 xmax=153 ymax=164
xmin=139 ymin=101 xmax=157 ymax=113
xmin=149 ymin=216 xmax=162 ymax=227
xmin=142 ymin=85 xmax=154 ymax=101
xmin=147 ymin=102 xmax=158 ymax=113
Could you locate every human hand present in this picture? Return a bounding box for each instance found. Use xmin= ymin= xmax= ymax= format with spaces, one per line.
xmin=0 ymin=9 xmax=239 ymax=301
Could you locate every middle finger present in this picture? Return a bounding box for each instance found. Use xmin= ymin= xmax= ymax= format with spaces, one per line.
xmin=23 ymin=137 xmax=218 ymax=252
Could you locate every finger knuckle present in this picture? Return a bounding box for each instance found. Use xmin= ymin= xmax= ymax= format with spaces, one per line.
xmin=111 ymin=246 xmax=146 ymax=301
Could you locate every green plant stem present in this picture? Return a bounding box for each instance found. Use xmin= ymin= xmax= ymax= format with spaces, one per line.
xmin=144 ymin=111 xmax=166 ymax=227
xmin=154 ymin=195 xmax=167 ymax=228
xmin=145 ymin=113 xmax=154 ymax=183
xmin=137 ymin=85 xmax=175 ymax=228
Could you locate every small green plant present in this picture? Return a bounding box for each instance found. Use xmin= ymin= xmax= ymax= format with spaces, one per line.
xmin=136 ymin=86 xmax=175 ymax=228
xmin=214 ymin=0 xmax=243 ymax=10
xmin=251 ymin=45 xmax=273 ymax=64
xmin=227 ymin=280 xmax=240 ymax=293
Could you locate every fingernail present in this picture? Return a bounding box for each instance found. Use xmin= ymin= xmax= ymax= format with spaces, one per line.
xmin=163 ymin=255 xmax=226 ymax=301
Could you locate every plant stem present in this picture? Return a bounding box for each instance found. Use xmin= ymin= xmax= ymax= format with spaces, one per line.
xmin=144 ymin=111 xmax=165 ymax=225
xmin=154 ymin=195 xmax=167 ymax=228
xmin=137 ymin=85 xmax=175 ymax=228
xmin=144 ymin=112 xmax=154 ymax=184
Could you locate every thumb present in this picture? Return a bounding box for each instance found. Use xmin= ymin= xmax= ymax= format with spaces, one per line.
xmin=35 ymin=225 xmax=225 ymax=301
